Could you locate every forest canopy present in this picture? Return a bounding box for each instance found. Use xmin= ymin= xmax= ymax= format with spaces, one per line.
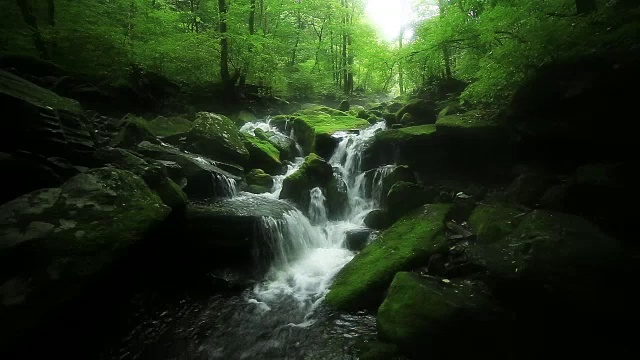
xmin=1 ymin=0 xmax=638 ymax=106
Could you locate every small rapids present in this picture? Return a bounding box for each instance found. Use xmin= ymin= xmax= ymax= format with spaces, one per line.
xmin=99 ymin=117 xmax=395 ymax=359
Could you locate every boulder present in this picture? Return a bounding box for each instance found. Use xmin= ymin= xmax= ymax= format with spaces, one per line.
xmin=270 ymin=115 xmax=316 ymax=154
xmin=0 ymin=152 xmax=64 ymax=204
xmin=362 ymin=125 xmax=439 ymax=170
xmin=344 ymin=228 xmax=372 ymax=251
xmin=280 ymin=153 xmax=345 ymax=218
xmin=314 ymin=132 xmax=340 ymax=160
xmin=435 ymin=110 xmax=507 ymax=142
xmin=377 ymin=273 xmax=500 ymax=358
xmin=386 ymin=181 xmax=435 ymax=221
xmin=243 ymin=134 xmax=282 ymax=174
xmin=395 ymin=99 xmax=437 ymax=125
xmin=109 ymin=114 xmax=160 ymax=148
xmin=0 ymin=70 xmax=95 ymax=166
xmin=136 ymin=141 xmax=240 ymax=199
xmin=185 ymin=112 xmax=249 ymax=166
xmin=0 ymin=168 xmax=170 ymax=344
xmin=265 ymin=131 xmax=298 ymax=161
xmin=145 ymin=115 xmax=193 ymax=138
xmin=364 ymin=209 xmax=393 ymax=230
xmin=506 ymin=172 xmax=557 ymax=207
xmin=325 ymin=204 xmax=452 ymax=310
xmin=245 ymin=169 xmax=274 ymax=194
xmin=338 ymin=100 xmax=350 ymax=112
xmin=183 ymin=195 xmax=297 ymax=273
xmin=466 ymin=207 xmax=622 ymax=299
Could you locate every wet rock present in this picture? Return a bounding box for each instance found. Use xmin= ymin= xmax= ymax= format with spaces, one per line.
xmin=136 ymin=141 xmax=240 ymax=199
xmin=364 ymin=209 xmax=393 ymax=230
xmin=506 ymin=172 xmax=557 ymax=207
xmin=0 ymin=152 xmax=63 ymax=204
xmin=315 ymin=132 xmax=340 ymax=160
xmin=326 ymin=204 xmax=452 ymax=310
xmin=110 ymin=114 xmax=160 ymax=148
xmin=0 ymin=168 xmax=170 ymax=345
xmin=245 ymin=169 xmax=274 ymax=194
xmin=270 ymin=115 xmax=316 ymax=154
xmin=386 ymin=182 xmax=435 ymax=221
xmin=377 ymin=273 xmax=501 ymax=358
xmin=185 ymin=112 xmax=249 ymax=166
xmin=345 ymin=228 xmax=372 ymax=251
xmin=243 ymin=134 xmax=282 ymax=174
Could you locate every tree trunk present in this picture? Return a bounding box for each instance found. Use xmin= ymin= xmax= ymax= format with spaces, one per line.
xmin=576 ymin=0 xmax=597 ymax=14
xmin=249 ymin=0 xmax=256 ymax=35
xmin=218 ymin=0 xmax=233 ymax=94
xmin=16 ymin=0 xmax=49 ymax=59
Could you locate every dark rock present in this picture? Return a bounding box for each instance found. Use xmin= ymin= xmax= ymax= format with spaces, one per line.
xmin=0 ymin=152 xmax=63 ymax=204
xmin=243 ymin=134 xmax=282 ymax=174
xmin=338 ymin=100 xmax=350 ymax=112
xmin=185 ymin=112 xmax=249 ymax=166
xmin=377 ymin=273 xmax=502 ymax=358
xmin=345 ymin=228 xmax=372 ymax=251
xmin=0 ymin=168 xmax=170 ymax=346
xmin=0 ymin=70 xmax=95 ymax=166
xmin=314 ymin=133 xmax=340 ymax=160
xmin=387 ymin=181 xmax=435 ymax=221
xmin=245 ymin=169 xmax=274 ymax=194
xmin=506 ymin=172 xmax=557 ymax=207
xmin=364 ymin=209 xmax=393 ymax=230
xmin=270 ymin=115 xmax=316 ymax=154
xmin=395 ymin=99 xmax=437 ymax=125
xmin=136 ymin=141 xmax=240 ymax=199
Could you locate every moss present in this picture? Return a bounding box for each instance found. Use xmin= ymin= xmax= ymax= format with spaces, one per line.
xmin=435 ymin=110 xmax=506 ymax=141
xmin=110 ymin=115 xmax=159 ymax=148
xmin=186 ymin=112 xmax=249 ymax=165
xmin=146 ymin=115 xmax=193 ymax=137
xmin=377 ymin=272 xmax=496 ymax=356
xmin=0 ymin=69 xmax=82 ymax=114
xmin=289 ymin=106 xmax=370 ymax=135
xmin=325 ymin=204 xmax=452 ymax=310
xmin=271 ymin=115 xmax=316 ymax=154
xmin=246 ymin=169 xmax=274 ymax=188
xmin=468 ymin=204 xmax=521 ymax=244
xmin=280 ymin=153 xmax=335 ymax=215
xmin=243 ymin=134 xmax=282 ymax=174
xmin=154 ymin=177 xmax=187 ymax=211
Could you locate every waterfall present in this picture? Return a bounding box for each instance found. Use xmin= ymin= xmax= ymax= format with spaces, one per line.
xmin=212 ymin=173 xmax=237 ymax=198
xmin=308 ymin=187 xmax=328 ymax=225
xmin=237 ymin=117 xmax=387 ymax=322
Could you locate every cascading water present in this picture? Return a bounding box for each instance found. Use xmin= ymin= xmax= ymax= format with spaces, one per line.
xmin=308 ymin=187 xmax=328 ymax=224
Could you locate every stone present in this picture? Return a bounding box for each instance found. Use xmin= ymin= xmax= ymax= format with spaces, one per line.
xmin=185 ymin=112 xmax=249 ymax=165
xmin=395 ymin=99 xmax=437 ymax=125
xmin=243 ymin=133 xmax=282 ymax=174
xmin=345 ymin=228 xmax=372 ymax=251
xmin=363 ymin=209 xmax=393 ymax=230
xmin=325 ymin=204 xmax=452 ymax=310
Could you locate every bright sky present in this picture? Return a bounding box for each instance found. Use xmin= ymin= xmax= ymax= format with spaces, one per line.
xmin=365 ymin=0 xmax=438 ymax=42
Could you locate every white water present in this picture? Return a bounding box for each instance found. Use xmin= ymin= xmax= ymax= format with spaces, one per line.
xmin=236 ymin=118 xmax=389 ymax=324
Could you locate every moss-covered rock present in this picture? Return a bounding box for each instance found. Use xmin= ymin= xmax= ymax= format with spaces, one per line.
xmin=243 ymin=134 xmax=282 ymax=174
xmin=467 ymin=208 xmax=622 ymax=295
xmin=357 ymin=341 xmax=402 ymax=360
xmin=0 ymin=70 xmax=95 ymax=165
xmin=506 ymin=172 xmax=557 ymax=207
xmin=338 ymin=100 xmax=350 ymax=112
xmin=325 ymin=204 xmax=452 ymax=310
xmin=245 ymin=169 xmax=274 ymax=193
xmin=154 ymin=177 xmax=188 ymax=211
xmin=377 ymin=273 xmax=499 ymax=357
xmin=136 ymin=141 xmax=240 ymax=199
xmin=395 ymin=99 xmax=437 ymax=125
xmin=186 ymin=112 xmax=249 ymax=165
xmin=468 ymin=204 xmax=521 ymax=244
xmin=386 ymin=181 xmax=434 ymax=221
xmin=110 ymin=114 xmax=160 ymax=148
xmin=145 ymin=115 xmax=193 ymax=137
xmin=0 ymin=168 xmax=170 ymax=342
xmin=435 ymin=110 xmax=507 ymax=141
xmin=280 ymin=153 xmax=344 ymax=216
xmin=363 ymin=125 xmax=439 ymax=170
xmin=271 ymin=115 xmax=316 ymax=154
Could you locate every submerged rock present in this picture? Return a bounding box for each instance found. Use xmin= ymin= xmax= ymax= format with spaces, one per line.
xmin=0 ymin=168 xmax=170 ymax=344
xmin=325 ymin=204 xmax=452 ymax=310
xmin=377 ymin=273 xmax=500 ymax=358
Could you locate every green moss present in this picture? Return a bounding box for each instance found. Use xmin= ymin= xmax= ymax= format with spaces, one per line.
xmin=285 ymin=106 xmax=370 ymax=135
xmin=436 ymin=110 xmax=496 ymax=129
xmin=154 ymin=177 xmax=187 ymax=211
xmin=246 ymin=169 xmax=274 ymax=188
xmin=110 ymin=115 xmax=159 ymax=148
xmin=186 ymin=112 xmax=249 ymax=165
xmin=243 ymin=134 xmax=282 ymax=173
xmin=0 ymin=69 xmax=82 ymax=114
xmin=146 ymin=115 xmax=193 ymax=137
xmin=271 ymin=115 xmax=316 ymax=154
xmin=377 ymin=125 xmax=438 ymax=142
xmin=325 ymin=204 xmax=452 ymax=310
xmin=468 ymin=204 xmax=521 ymax=244
xmin=377 ymin=272 xmax=495 ymax=354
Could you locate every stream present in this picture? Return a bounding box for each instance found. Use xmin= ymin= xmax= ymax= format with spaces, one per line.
xmin=99 ymin=119 xmax=392 ymax=359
